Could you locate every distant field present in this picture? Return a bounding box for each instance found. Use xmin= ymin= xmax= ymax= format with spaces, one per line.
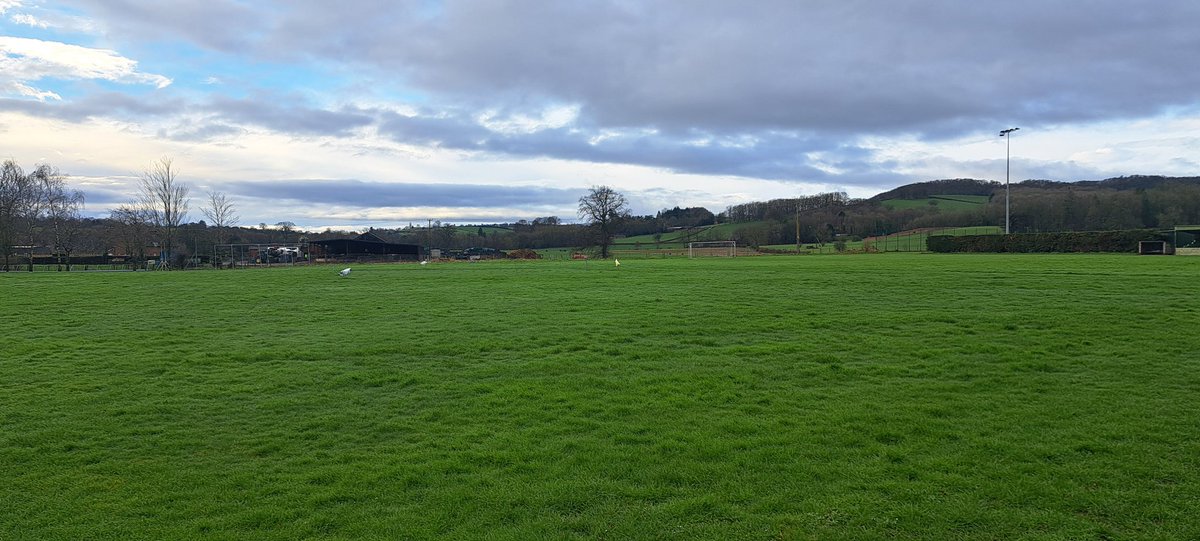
xmin=618 ymin=222 xmax=754 ymax=247
xmin=453 ymin=225 xmax=513 ymax=238
xmin=881 ymin=194 xmax=990 ymax=211
xmin=534 ymin=247 xmax=576 ymax=260
xmin=3 ymin=255 xmax=1199 ymax=539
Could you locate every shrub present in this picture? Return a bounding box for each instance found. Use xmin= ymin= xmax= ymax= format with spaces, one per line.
xmin=928 ymin=229 xmax=1169 ymax=253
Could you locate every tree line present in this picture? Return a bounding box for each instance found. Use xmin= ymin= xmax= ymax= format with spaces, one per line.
xmin=7 ymin=159 xmax=1200 ymax=268
xmin=717 ymin=177 xmax=1200 ymax=247
xmin=1 ymin=160 xmax=85 ymax=271
xmin=2 ymin=157 xmax=249 ymax=270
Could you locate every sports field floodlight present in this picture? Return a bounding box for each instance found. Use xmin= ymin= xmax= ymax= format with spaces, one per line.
xmin=999 ymin=127 xmax=1020 ymax=234
xmin=338 ymin=267 xmax=351 ymax=277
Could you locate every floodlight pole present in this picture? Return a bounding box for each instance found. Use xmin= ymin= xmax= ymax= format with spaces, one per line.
xmin=795 ymin=205 xmax=800 ymax=253
xmin=999 ymin=127 xmax=1019 ymax=234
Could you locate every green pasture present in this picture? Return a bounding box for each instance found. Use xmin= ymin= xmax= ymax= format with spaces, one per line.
xmin=3 ymin=255 xmax=1199 ymax=539
xmin=880 ymin=194 xmax=990 ymax=211
xmin=618 ymin=222 xmax=752 ymax=247
xmin=534 ymin=247 xmax=575 ymax=260
xmin=453 ymin=225 xmax=513 ymax=237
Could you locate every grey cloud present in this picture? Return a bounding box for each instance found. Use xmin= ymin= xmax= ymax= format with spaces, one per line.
xmin=377 ymin=109 xmax=491 ymax=148
xmin=77 ymin=186 xmax=133 ymax=206
xmin=64 ymin=1 xmax=1200 ymax=136
xmin=0 ymin=92 xmax=186 ymax=122
xmin=45 ymin=1 xmax=1200 ymax=191
xmin=209 ymin=96 xmax=374 ymax=136
xmin=347 ymin=0 xmax=1200 ymax=135
xmin=377 ymin=111 xmax=865 ymax=182
xmin=224 ymin=179 xmax=578 ymax=209
xmin=68 ymin=0 xmax=263 ymax=52
xmin=158 ymin=121 xmax=244 ymax=142
xmin=2 ymin=90 xmax=903 ymax=189
xmin=0 ymin=91 xmax=372 ymax=140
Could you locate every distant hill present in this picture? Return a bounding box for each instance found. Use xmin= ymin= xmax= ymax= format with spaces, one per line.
xmin=869 ymin=178 xmax=999 ymax=201
xmin=1021 ymin=175 xmax=1200 ymax=191
xmin=871 ymin=175 xmax=1200 ymax=202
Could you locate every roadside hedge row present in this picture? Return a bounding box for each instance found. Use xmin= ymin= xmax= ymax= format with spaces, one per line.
xmin=927 ymin=229 xmax=1169 ymax=253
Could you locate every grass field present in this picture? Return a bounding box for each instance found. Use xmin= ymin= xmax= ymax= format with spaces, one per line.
xmin=3 ymin=255 xmax=1199 ymax=539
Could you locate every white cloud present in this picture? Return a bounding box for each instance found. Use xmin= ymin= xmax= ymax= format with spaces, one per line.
xmin=0 ymin=36 xmax=171 ymax=100
xmin=477 ymin=104 xmax=580 ymax=135
xmin=0 ymin=0 xmax=22 ymax=15
xmin=11 ymin=9 xmax=100 ymax=34
xmin=0 ymin=80 xmax=60 ymax=101
xmin=10 ymin=13 xmax=47 ymax=28
xmin=0 ymin=109 xmax=829 ymax=227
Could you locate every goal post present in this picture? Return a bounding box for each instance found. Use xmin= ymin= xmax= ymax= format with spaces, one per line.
xmin=688 ymin=241 xmax=737 ymax=258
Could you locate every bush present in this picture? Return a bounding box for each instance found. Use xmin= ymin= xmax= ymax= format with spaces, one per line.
xmin=506 ymin=248 xmax=541 ymax=260
xmin=928 ymin=229 xmax=1169 ymax=253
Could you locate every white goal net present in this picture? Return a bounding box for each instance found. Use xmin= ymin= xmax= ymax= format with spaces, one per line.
xmin=688 ymin=241 xmax=737 ymax=258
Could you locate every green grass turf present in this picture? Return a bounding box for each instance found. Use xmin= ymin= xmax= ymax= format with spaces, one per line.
xmin=3 ymin=255 xmax=1199 ymax=539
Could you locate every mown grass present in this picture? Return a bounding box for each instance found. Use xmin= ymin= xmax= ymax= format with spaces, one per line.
xmin=3 ymin=255 xmax=1199 ymax=539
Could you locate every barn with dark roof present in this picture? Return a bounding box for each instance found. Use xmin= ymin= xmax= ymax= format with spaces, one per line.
xmin=308 ymin=232 xmax=421 ymax=260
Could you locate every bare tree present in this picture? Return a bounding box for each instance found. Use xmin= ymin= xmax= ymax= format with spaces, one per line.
xmin=275 ymin=221 xmax=297 ymax=242
xmin=578 ymin=185 xmax=630 ymax=258
xmin=201 ymin=190 xmax=239 ymax=267
xmin=138 ymin=157 xmax=190 ymax=268
xmin=18 ymin=164 xmax=57 ymax=271
xmin=0 ymin=160 xmax=29 ymax=271
xmin=41 ymin=171 xmax=86 ymax=270
xmin=110 ymin=203 xmax=154 ymax=267
xmin=201 ymin=190 xmax=239 ymax=241
xmin=1 ymin=161 xmax=84 ymax=271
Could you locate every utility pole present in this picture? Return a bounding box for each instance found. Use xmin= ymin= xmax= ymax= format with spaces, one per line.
xmin=795 ymin=204 xmax=800 ymax=253
xmin=999 ymin=127 xmax=1020 ymax=234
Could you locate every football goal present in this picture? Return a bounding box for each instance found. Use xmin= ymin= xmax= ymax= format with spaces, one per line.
xmin=688 ymin=241 xmax=737 ymax=258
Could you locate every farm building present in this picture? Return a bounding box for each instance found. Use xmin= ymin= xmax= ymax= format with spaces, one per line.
xmin=308 ymin=232 xmax=421 ymax=260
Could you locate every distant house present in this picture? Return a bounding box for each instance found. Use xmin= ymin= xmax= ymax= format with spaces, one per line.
xmin=308 ymin=232 xmax=421 ymax=260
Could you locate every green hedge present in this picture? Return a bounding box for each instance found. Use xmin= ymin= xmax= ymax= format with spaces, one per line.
xmin=927 ymin=229 xmax=1169 ymax=253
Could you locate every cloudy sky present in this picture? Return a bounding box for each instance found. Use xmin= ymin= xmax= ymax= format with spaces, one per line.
xmin=1 ymin=1 xmax=1198 ymax=229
